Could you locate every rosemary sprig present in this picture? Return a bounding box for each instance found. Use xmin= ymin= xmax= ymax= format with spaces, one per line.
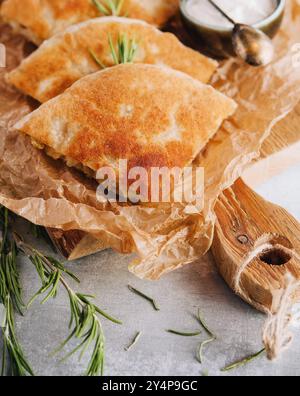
xmin=1 ymin=295 xmax=34 ymax=376
xmin=221 ymin=348 xmax=265 ymax=372
xmin=30 ymin=224 xmax=54 ymax=248
xmin=124 ymin=331 xmax=142 ymax=351
xmin=90 ymin=34 xmax=138 ymax=69
xmin=0 ymin=206 xmax=33 ymax=376
xmin=167 ymin=329 xmax=201 ymax=337
xmin=92 ymin=0 xmax=125 ymax=16
xmin=128 ymin=285 xmax=160 ymax=311
xmin=15 ymin=237 xmax=122 ymax=376
xmin=53 ymin=292 xmax=106 ymax=376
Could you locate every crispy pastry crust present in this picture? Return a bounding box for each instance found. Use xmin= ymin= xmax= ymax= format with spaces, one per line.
xmin=6 ymin=17 xmax=218 ymax=103
xmin=0 ymin=0 xmax=179 ymax=43
xmin=15 ymin=64 xmax=237 ymax=177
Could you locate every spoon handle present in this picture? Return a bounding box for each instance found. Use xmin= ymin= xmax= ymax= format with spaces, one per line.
xmin=208 ymin=0 xmax=236 ymax=25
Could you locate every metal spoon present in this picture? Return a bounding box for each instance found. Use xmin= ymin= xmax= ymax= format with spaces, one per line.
xmin=208 ymin=0 xmax=274 ymax=66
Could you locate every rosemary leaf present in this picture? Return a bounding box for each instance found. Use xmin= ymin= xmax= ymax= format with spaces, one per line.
xmin=221 ymin=348 xmax=266 ymax=372
xmin=197 ymin=337 xmax=215 ymax=364
xmin=108 ymin=34 xmax=119 ymax=65
xmin=128 ymin=285 xmax=160 ymax=311
xmin=116 ymin=0 xmax=125 ymax=17
xmin=124 ymin=331 xmax=142 ymax=351
xmin=196 ymin=309 xmax=216 ymax=339
xmin=54 ymin=291 xmax=106 ymax=376
xmin=195 ymin=309 xmax=217 ymax=364
xmin=92 ymin=0 xmax=109 ymax=15
xmin=167 ymin=329 xmax=201 ymax=337
xmin=30 ymin=225 xmax=55 ymax=250
xmin=89 ymin=48 xmax=106 ymax=69
xmin=92 ymin=0 xmax=125 ymax=16
xmin=30 ymin=224 xmax=41 ymax=239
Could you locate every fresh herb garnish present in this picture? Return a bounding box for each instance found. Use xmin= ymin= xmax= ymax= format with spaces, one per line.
xmin=15 ymin=236 xmax=122 ymax=376
xmin=167 ymin=329 xmax=202 ymax=337
xmin=124 ymin=331 xmax=142 ymax=351
xmin=92 ymin=0 xmax=125 ymax=16
xmin=90 ymin=34 xmax=138 ymax=69
xmin=221 ymin=348 xmax=265 ymax=372
xmin=109 ymin=34 xmax=138 ymax=65
xmin=128 ymin=285 xmax=160 ymax=311
xmin=0 ymin=206 xmax=33 ymax=376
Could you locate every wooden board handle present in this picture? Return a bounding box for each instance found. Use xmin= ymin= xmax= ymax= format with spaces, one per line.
xmin=212 ymin=178 xmax=300 ymax=313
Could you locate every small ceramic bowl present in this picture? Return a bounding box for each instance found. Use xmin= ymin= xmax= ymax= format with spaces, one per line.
xmin=180 ymin=0 xmax=286 ymax=59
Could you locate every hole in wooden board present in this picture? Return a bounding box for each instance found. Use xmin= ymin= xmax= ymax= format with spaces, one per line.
xmin=260 ymin=248 xmax=292 ymax=266
xmin=258 ymin=234 xmax=293 ymax=266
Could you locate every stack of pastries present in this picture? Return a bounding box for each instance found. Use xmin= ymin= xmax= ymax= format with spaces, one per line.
xmin=1 ymin=0 xmax=237 ymax=196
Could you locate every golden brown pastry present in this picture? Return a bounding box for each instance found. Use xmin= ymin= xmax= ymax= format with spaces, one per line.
xmin=6 ymin=17 xmax=218 ymax=103
xmin=14 ymin=64 xmax=237 ymax=181
xmin=0 ymin=0 xmax=179 ymax=44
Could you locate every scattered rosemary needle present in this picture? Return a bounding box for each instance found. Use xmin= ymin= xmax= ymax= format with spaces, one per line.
xmin=124 ymin=331 xmax=142 ymax=351
xmin=221 ymin=348 xmax=266 ymax=372
xmin=197 ymin=309 xmax=216 ymax=339
xmin=92 ymin=0 xmax=125 ymax=17
xmin=167 ymin=329 xmax=201 ymax=337
xmin=197 ymin=337 xmax=215 ymax=364
xmin=128 ymin=285 xmax=160 ymax=311
xmin=196 ymin=309 xmax=217 ymax=364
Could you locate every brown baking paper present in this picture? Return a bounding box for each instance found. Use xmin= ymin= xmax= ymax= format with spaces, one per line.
xmin=0 ymin=0 xmax=300 ymax=279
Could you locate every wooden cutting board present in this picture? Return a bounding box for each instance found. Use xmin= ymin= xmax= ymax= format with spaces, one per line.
xmin=47 ymin=102 xmax=300 ymax=261
xmin=211 ymin=103 xmax=300 ymax=313
xmin=212 ymin=177 xmax=300 ymax=313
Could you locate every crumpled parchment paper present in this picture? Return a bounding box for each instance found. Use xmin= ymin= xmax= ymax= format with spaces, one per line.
xmin=0 ymin=0 xmax=300 ymax=279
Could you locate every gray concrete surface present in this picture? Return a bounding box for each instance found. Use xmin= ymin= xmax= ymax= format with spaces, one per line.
xmin=3 ymin=165 xmax=300 ymax=376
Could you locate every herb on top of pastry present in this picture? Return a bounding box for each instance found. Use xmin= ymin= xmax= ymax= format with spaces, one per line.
xmin=14 ymin=64 xmax=237 ymax=185
xmin=6 ymin=17 xmax=218 ymax=103
xmin=89 ymin=33 xmax=139 ymax=68
xmin=0 ymin=0 xmax=179 ymax=44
